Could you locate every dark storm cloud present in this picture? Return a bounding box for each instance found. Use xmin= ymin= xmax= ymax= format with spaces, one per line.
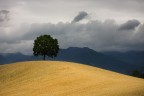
xmin=19 ymin=19 xmax=144 ymax=52
xmin=0 ymin=0 xmax=144 ymax=53
xmin=71 ymin=11 xmax=88 ymax=23
xmin=119 ymin=19 xmax=140 ymax=30
xmin=0 ymin=9 xmax=143 ymax=53
xmin=1 ymin=19 xmax=144 ymax=53
xmin=0 ymin=10 xmax=10 ymax=22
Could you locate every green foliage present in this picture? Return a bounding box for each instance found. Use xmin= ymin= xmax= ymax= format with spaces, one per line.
xmin=132 ymin=70 xmax=141 ymax=77
xmin=132 ymin=70 xmax=144 ymax=79
xmin=33 ymin=35 xmax=59 ymax=60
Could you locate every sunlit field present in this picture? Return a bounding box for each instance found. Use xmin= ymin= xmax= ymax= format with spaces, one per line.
xmin=0 ymin=61 xmax=144 ymax=96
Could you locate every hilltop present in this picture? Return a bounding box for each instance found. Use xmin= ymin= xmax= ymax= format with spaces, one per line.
xmin=1 ymin=47 xmax=144 ymax=75
xmin=0 ymin=61 xmax=144 ymax=96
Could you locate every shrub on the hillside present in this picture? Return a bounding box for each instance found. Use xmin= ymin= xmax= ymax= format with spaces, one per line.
xmin=132 ymin=70 xmax=144 ymax=79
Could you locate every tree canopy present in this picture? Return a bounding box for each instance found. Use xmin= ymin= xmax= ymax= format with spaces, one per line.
xmin=33 ymin=35 xmax=59 ymax=60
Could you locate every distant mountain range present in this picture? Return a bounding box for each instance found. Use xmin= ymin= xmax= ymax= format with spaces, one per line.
xmin=0 ymin=47 xmax=144 ymax=75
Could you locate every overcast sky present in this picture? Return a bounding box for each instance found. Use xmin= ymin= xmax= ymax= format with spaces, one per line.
xmin=0 ymin=0 xmax=144 ymax=54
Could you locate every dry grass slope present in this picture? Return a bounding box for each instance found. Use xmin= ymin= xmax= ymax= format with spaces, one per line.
xmin=0 ymin=61 xmax=144 ymax=96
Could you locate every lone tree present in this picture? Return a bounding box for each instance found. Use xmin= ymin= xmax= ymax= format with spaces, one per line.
xmin=33 ymin=35 xmax=59 ymax=60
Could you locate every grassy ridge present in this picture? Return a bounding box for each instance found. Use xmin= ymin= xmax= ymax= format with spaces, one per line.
xmin=0 ymin=61 xmax=144 ymax=96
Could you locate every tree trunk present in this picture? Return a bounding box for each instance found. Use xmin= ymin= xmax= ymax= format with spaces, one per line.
xmin=43 ymin=54 xmax=46 ymax=60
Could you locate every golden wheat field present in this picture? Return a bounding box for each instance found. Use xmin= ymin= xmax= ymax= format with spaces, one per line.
xmin=0 ymin=61 xmax=144 ymax=96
